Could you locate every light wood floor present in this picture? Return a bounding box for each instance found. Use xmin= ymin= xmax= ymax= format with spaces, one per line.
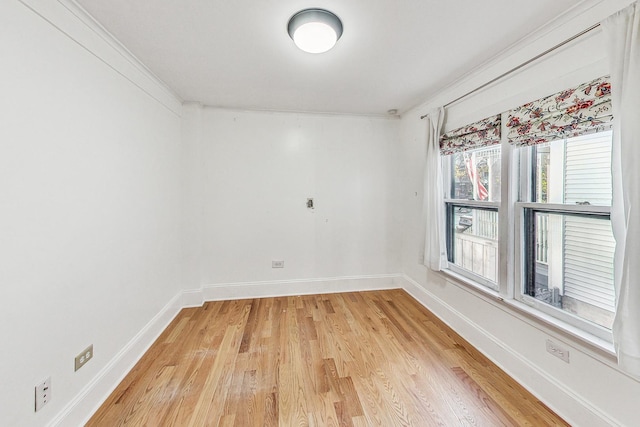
xmin=88 ymin=289 xmax=568 ymax=426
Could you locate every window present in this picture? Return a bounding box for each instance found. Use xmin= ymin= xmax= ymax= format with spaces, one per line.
xmin=444 ymin=146 xmax=501 ymax=289
xmin=437 ymin=76 xmax=615 ymax=340
xmin=519 ymin=131 xmax=615 ymax=333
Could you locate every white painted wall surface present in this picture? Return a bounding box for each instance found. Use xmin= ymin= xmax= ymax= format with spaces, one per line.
xmin=3 ymin=0 xmax=638 ymax=425
xmin=189 ymin=108 xmax=401 ymax=287
xmin=399 ymin=1 xmax=640 ymax=425
xmin=0 ymin=1 xmax=183 ymax=426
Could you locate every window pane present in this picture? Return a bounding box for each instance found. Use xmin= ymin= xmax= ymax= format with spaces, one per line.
xmin=449 ymin=206 xmax=498 ymax=285
xmin=532 ymin=131 xmax=612 ymax=206
xmin=525 ymin=210 xmax=615 ymax=329
xmin=451 ymin=146 xmax=501 ymax=201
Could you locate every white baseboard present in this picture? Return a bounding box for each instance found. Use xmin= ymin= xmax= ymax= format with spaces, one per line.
xmin=48 ymin=292 xmax=184 ymax=427
xmin=197 ymin=274 xmax=402 ymax=301
xmin=399 ymin=274 xmax=618 ymax=427
xmin=181 ymin=288 xmax=205 ymax=307
xmin=49 ymin=274 xmax=400 ymax=426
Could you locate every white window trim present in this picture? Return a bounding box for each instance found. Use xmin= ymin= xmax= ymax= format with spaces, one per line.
xmin=441 ymin=113 xmax=615 ymax=347
xmin=514 ymin=134 xmax=614 ymax=342
xmin=447 ymin=262 xmax=499 ymax=291
xmin=439 ymin=267 xmax=619 ymax=366
xmin=518 ymin=202 xmax=611 ymax=215
xmin=443 ymin=144 xmax=502 ymax=290
xmin=514 ymin=204 xmax=613 ymax=342
xmin=443 ymin=200 xmax=500 ymax=209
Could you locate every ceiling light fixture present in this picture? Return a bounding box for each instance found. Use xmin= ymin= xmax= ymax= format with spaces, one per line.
xmin=287 ymin=8 xmax=343 ymax=54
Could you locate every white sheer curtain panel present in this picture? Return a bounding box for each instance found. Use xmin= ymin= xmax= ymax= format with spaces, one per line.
xmin=603 ymin=0 xmax=640 ymax=379
xmin=422 ymin=107 xmax=448 ymax=270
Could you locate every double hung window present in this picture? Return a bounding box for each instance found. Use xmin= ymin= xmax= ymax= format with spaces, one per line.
xmin=518 ymin=132 xmax=615 ymax=334
xmin=439 ymin=76 xmax=615 ymax=339
xmin=440 ymin=115 xmax=501 ymax=290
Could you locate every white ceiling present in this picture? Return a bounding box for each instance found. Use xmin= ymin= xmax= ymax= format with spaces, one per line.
xmin=75 ymin=0 xmax=582 ymax=115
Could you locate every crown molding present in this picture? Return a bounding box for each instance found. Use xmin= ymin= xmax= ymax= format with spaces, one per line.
xmin=16 ymin=0 xmax=183 ymax=116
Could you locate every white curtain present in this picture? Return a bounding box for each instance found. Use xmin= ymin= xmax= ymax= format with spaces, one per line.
xmin=603 ymin=0 xmax=640 ymax=379
xmin=422 ymin=107 xmax=448 ymax=271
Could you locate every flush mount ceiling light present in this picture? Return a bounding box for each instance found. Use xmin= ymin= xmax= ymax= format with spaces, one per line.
xmin=287 ymin=8 xmax=343 ymax=54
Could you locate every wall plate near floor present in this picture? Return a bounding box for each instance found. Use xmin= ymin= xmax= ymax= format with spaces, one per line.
xmin=546 ymin=339 xmax=570 ymax=363
xmin=35 ymin=376 xmax=51 ymax=412
xmin=75 ymin=344 xmax=94 ymax=371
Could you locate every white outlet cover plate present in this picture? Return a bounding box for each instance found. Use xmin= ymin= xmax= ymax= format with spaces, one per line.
xmin=75 ymin=344 xmax=94 ymax=371
xmin=546 ymin=339 xmax=570 ymax=363
xmin=35 ymin=376 xmax=51 ymax=412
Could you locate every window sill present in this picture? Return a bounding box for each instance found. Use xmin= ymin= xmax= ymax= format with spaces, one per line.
xmin=438 ymin=268 xmax=619 ymax=367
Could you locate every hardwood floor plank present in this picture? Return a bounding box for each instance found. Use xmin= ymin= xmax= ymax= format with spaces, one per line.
xmin=337 ymin=376 xmax=363 ymax=418
xmin=263 ymin=391 xmax=279 ymax=427
xmin=187 ymin=302 xmax=251 ymax=427
xmin=88 ymin=290 xmax=568 ymax=426
xmin=333 ymin=400 xmax=353 ymax=427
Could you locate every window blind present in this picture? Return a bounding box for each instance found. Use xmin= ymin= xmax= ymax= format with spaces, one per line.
xmin=439 ymin=114 xmax=501 ymax=155
xmin=507 ymin=75 xmax=613 ymax=147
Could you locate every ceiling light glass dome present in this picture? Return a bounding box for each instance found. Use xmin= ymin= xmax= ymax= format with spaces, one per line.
xmin=288 ymin=9 xmax=343 ymax=54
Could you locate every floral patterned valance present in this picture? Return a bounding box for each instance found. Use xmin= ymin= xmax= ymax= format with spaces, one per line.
xmin=439 ymin=114 xmax=501 ymax=155
xmin=507 ymin=75 xmax=613 ymax=147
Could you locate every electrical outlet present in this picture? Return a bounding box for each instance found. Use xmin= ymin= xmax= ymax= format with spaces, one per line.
xmin=35 ymin=377 xmax=51 ymax=412
xmin=546 ymin=339 xmax=570 ymax=363
xmin=75 ymin=344 xmax=94 ymax=371
xmin=272 ymin=260 xmax=284 ymax=268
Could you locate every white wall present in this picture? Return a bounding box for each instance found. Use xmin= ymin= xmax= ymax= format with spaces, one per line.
xmin=183 ymin=107 xmax=401 ymax=288
xmin=398 ymin=1 xmax=640 ymax=425
xmin=5 ymin=0 xmax=638 ymax=425
xmin=0 ymin=1 xmax=183 ymax=426
xmin=0 ymin=2 xmax=401 ymax=423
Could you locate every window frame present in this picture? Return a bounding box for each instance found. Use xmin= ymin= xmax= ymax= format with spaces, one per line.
xmin=444 ymin=201 xmax=500 ymax=290
xmin=443 ymin=146 xmax=502 ymax=291
xmin=514 ymin=203 xmax=613 ymax=341
xmin=515 ymin=131 xmax=615 ymax=340
xmin=440 ymin=113 xmax=615 ymax=343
